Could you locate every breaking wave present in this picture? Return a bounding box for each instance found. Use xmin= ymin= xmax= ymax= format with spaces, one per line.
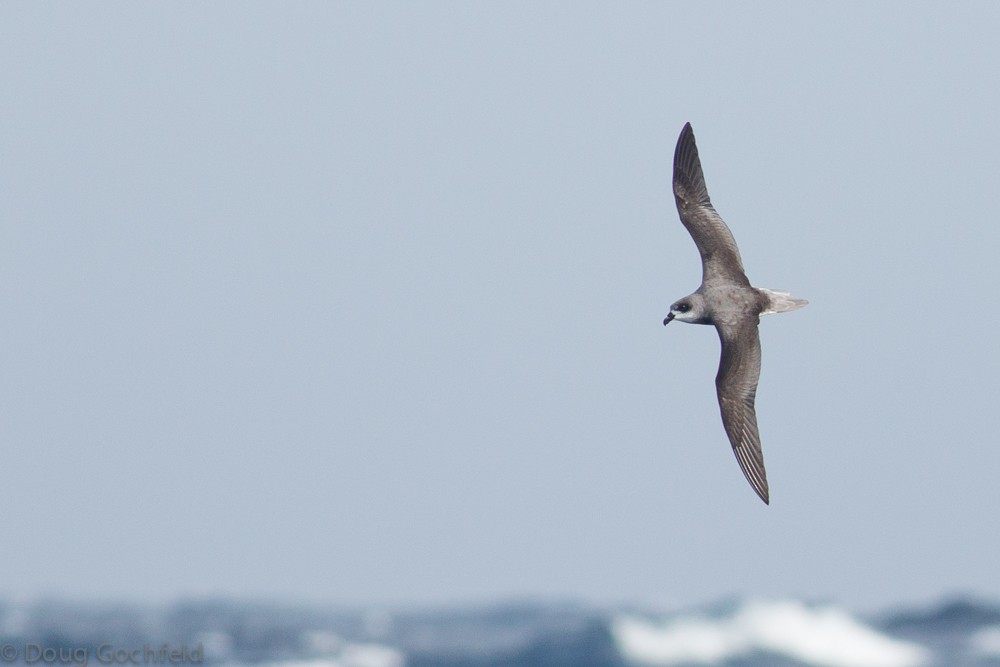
xmin=611 ymin=599 xmax=930 ymax=667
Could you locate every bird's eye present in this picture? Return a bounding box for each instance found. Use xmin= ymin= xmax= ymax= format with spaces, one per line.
xmin=677 ymin=303 xmax=691 ymax=313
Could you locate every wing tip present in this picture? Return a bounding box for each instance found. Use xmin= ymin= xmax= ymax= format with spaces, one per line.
xmin=755 ymin=484 xmax=771 ymax=505
xmin=673 ymin=122 xmax=710 ymax=206
xmin=725 ymin=418 xmax=771 ymax=505
xmin=673 ymin=122 xmax=696 ymax=165
xmin=742 ymin=461 xmax=770 ymax=505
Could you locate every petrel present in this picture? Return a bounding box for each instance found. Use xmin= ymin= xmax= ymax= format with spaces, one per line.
xmin=663 ymin=123 xmax=807 ymax=505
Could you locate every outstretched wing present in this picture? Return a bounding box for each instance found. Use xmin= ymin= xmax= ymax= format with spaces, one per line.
xmin=673 ymin=123 xmax=750 ymax=287
xmin=715 ymin=318 xmax=769 ymax=504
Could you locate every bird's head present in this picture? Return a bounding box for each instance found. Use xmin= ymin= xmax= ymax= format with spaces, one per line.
xmin=663 ymin=294 xmax=708 ymax=325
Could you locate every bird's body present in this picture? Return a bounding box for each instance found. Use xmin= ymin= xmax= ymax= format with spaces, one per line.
xmin=663 ymin=123 xmax=807 ymax=505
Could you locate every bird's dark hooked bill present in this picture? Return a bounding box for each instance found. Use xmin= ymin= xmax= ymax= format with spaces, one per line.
xmin=663 ymin=313 xmax=674 ymax=325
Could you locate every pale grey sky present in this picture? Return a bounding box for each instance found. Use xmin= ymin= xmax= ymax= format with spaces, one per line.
xmin=2 ymin=2 xmax=998 ymax=611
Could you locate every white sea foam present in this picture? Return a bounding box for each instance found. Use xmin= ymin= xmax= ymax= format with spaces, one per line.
xmin=261 ymin=640 xmax=404 ymax=667
xmin=969 ymin=624 xmax=1000 ymax=657
xmin=611 ymin=599 xmax=930 ymax=667
xmin=338 ymin=643 xmax=405 ymax=667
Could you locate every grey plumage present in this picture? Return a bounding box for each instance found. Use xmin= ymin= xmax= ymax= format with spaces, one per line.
xmin=663 ymin=123 xmax=807 ymax=505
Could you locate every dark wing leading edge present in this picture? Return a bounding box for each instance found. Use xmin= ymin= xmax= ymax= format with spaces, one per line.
xmin=715 ymin=318 xmax=769 ymax=504
xmin=673 ymin=123 xmax=750 ymax=287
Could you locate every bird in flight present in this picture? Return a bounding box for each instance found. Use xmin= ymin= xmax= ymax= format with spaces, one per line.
xmin=663 ymin=123 xmax=807 ymax=504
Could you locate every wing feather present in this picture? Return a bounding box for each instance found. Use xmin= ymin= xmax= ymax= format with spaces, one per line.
xmin=673 ymin=123 xmax=750 ymax=287
xmin=715 ymin=319 xmax=769 ymax=504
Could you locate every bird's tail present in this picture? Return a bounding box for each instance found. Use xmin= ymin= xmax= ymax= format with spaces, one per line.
xmin=759 ymin=288 xmax=809 ymax=315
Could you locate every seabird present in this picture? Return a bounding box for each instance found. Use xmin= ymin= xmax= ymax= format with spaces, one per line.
xmin=663 ymin=123 xmax=807 ymax=505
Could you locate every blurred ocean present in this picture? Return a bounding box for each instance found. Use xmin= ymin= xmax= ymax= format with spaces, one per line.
xmin=0 ymin=596 xmax=998 ymax=667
